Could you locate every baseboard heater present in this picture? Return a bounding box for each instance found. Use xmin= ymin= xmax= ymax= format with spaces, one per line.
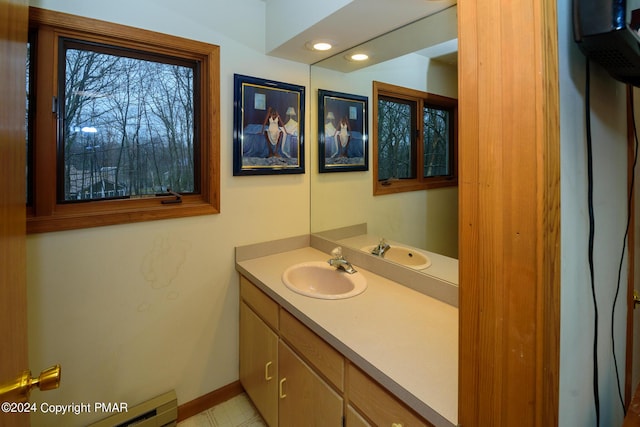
xmin=88 ymin=390 xmax=177 ymax=427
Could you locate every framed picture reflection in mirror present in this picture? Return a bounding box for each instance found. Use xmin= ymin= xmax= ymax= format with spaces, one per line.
xmin=318 ymin=89 xmax=368 ymax=173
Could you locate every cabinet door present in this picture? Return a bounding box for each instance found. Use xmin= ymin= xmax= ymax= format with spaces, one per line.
xmin=240 ymin=301 xmax=278 ymax=427
xmin=278 ymin=340 xmax=343 ymax=426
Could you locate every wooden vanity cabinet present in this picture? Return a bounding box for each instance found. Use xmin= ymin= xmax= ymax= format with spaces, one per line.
xmin=239 ymin=275 xmax=434 ymax=427
xmin=240 ymin=276 xmax=343 ymax=426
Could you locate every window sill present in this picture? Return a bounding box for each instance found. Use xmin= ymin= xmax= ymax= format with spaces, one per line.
xmin=374 ymin=178 xmax=458 ymax=196
xmin=27 ymin=198 xmax=219 ymax=233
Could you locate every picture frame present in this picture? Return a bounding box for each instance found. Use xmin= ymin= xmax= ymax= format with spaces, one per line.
xmin=318 ymin=89 xmax=368 ymax=173
xmin=233 ymin=74 xmax=305 ymax=176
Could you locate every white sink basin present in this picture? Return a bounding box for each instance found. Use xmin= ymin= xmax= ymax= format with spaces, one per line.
xmin=281 ymin=261 xmax=367 ymax=299
xmin=363 ymin=245 xmax=431 ymax=270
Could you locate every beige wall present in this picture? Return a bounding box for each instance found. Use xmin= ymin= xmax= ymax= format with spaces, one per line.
xmin=558 ymin=0 xmax=629 ymax=425
xmin=27 ymin=1 xmax=309 ymax=425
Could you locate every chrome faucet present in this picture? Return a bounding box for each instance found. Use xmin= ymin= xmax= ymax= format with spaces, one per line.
xmin=371 ymin=238 xmax=391 ymax=258
xmin=328 ymin=247 xmax=357 ymax=274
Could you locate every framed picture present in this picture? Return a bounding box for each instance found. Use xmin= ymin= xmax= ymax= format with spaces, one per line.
xmin=233 ymin=74 xmax=305 ymax=176
xmin=318 ymin=89 xmax=368 ymax=173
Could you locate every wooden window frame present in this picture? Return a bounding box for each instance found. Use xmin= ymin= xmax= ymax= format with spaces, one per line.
xmin=372 ymin=81 xmax=458 ymax=196
xmin=27 ymin=8 xmax=220 ymax=233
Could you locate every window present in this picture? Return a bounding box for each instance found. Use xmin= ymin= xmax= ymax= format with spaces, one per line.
xmin=27 ymin=8 xmax=220 ymax=233
xmin=373 ymin=81 xmax=457 ymax=195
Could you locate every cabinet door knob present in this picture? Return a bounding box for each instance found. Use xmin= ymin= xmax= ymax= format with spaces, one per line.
xmin=264 ymin=361 xmax=273 ymax=381
xmin=279 ymin=378 xmax=287 ymax=399
xmin=391 ymin=423 xmax=404 ymax=427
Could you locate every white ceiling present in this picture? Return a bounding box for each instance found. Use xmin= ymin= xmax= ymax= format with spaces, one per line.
xmin=314 ymin=5 xmax=457 ymax=72
xmin=265 ymin=0 xmax=457 ymax=66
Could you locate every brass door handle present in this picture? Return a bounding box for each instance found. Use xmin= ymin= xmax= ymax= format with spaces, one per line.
xmin=0 ymin=365 xmax=61 ymax=401
xmin=635 ymin=290 xmax=640 ymax=309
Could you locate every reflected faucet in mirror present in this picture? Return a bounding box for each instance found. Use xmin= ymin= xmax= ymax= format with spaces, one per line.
xmin=371 ymin=238 xmax=391 ymax=257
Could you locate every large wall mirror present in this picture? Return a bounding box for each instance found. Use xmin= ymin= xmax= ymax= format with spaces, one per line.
xmin=309 ymin=5 xmax=459 ymax=284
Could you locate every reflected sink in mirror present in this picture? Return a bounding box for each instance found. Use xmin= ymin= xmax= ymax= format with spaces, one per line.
xmin=362 ymin=245 xmax=432 ymax=270
xmin=282 ymin=261 xmax=367 ymax=299
xmin=315 ymin=226 xmax=459 ymax=285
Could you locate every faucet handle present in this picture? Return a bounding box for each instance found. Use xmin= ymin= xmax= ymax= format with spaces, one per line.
xmin=331 ymin=246 xmax=343 ymax=258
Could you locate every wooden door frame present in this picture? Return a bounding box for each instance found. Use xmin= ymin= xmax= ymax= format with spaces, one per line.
xmin=624 ymin=87 xmax=640 ymax=424
xmin=458 ymin=0 xmax=560 ymax=425
xmin=0 ymin=0 xmax=29 ymax=426
xmin=625 ymin=86 xmax=635 ymax=406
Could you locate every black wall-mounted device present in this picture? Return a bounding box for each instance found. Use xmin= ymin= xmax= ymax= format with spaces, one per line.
xmin=574 ymin=0 xmax=640 ymax=86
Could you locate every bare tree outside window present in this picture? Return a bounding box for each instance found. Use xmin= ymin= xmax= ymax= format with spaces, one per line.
xmin=377 ymin=97 xmax=415 ymax=181
xmin=423 ymin=106 xmax=450 ymax=178
xmin=61 ymin=42 xmax=197 ymax=202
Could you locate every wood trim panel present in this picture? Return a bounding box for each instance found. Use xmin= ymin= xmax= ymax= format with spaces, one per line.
xmin=626 ymin=85 xmax=636 ymax=407
xmin=28 ymin=7 xmax=217 ymax=57
xmin=624 ymin=382 xmax=640 ymax=427
xmin=537 ymin=0 xmax=561 ymax=423
xmin=457 ymin=0 xmax=560 ymax=425
xmin=176 ymin=381 xmax=243 ymax=422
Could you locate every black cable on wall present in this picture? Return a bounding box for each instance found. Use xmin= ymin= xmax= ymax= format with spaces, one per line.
xmin=584 ymin=60 xmax=639 ymax=426
xmin=584 ymin=59 xmax=601 ymax=426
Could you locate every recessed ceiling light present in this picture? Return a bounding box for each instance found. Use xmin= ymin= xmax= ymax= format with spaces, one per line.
xmin=313 ymin=42 xmax=332 ymax=51
xmin=349 ymin=53 xmax=369 ymax=61
xmin=306 ymin=41 xmax=333 ymax=51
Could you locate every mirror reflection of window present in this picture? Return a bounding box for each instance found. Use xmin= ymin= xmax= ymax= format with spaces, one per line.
xmin=377 ymin=96 xmax=415 ymax=181
xmin=373 ymin=81 xmax=457 ymax=195
xmin=423 ymin=106 xmax=451 ymax=178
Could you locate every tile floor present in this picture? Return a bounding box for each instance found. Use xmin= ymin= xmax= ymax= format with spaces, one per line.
xmin=177 ymin=393 xmax=266 ymax=427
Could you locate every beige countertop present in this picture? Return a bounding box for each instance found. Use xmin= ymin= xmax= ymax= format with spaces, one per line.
xmin=236 ymin=243 xmax=458 ymax=427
